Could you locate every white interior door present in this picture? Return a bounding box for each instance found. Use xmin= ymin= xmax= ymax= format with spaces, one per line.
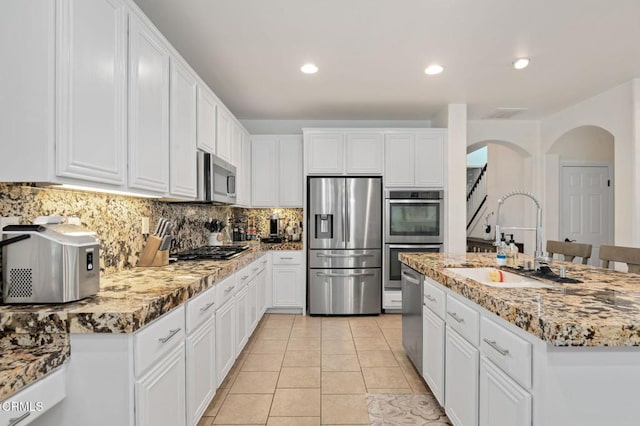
xmin=560 ymin=164 xmax=612 ymax=265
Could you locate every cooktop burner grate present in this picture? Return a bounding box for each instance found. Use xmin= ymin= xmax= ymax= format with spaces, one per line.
xmin=175 ymin=245 xmax=250 ymax=261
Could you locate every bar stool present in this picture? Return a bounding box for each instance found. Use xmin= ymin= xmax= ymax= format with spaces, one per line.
xmin=546 ymin=240 xmax=592 ymax=264
xmin=599 ymin=245 xmax=640 ymax=273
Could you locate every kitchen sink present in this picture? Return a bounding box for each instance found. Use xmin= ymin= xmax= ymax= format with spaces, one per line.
xmin=445 ymin=267 xmax=556 ymax=289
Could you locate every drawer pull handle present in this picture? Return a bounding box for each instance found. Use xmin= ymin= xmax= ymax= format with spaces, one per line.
xmin=390 ymin=299 xmax=402 ymax=302
xmin=241 ymin=275 xmax=250 ymax=280
xmin=158 ymin=328 xmax=181 ymax=344
xmin=200 ymin=302 xmax=216 ymax=312
xmin=483 ymin=338 xmax=510 ymax=356
xmin=252 ymin=267 xmax=259 ymax=271
xmin=225 ymin=285 xmax=236 ymax=293
xmin=279 ymin=257 xmax=294 ymax=260
xmin=447 ymin=311 xmax=465 ymax=323
xmin=425 ymin=294 xmax=436 ymax=302
xmin=8 ymin=413 xmax=31 ymax=425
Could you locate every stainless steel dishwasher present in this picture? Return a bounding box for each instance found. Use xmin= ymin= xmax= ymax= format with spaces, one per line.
xmin=401 ymin=264 xmax=423 ymax=374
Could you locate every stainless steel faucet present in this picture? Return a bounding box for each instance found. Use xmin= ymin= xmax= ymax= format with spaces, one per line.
xmin=495 ymin=191 xmax=546 ymax=269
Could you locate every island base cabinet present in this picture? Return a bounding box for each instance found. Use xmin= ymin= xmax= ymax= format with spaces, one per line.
xmin=422 ymin=306 xmax=445 ymax=406
xmin=215 ymin=299 xmax=236 ymax=387
xmin=479 ymin=357 xmax=531 ymax=426
xmin=135 ymin=343 xmax=186 ymax=426
xmin=445 ymin=326 xmax=479 ymax=426
xmin=186 ymin=321 xmax=216 ymax=426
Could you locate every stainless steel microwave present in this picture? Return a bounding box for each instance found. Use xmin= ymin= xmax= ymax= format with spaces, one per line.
xmin=197 ymin=152 xmax=236 ymax=204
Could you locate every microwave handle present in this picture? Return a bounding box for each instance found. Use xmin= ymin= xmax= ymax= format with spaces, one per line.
xmin=227 ymin=175 xmax=236 ymax=196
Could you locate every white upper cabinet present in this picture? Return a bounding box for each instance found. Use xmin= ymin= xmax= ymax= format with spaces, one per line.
xmin=384 ymin=130 xmax=446 ymax=188
xmin=278 ymin=136 xmax=304 ymax=207
xmin=196 ymin=85 xmax=216 ymax=154
xmin=251 ymin=135 xmax=303 ymax=208
xmin=235 ymin=129 xmax=251 ymax=207
xmin=383 ymin=133 xmax=414 ymax=186
xmin=346 ymin=133 xmax=383 ymax=174
xmin=216 ymin=106 xmax=232 ymax=163
xmin=251 ymin=137 xmax=278 ymax=207
xmin=231 ymin=121 xmax=243 ymax=167
xmin=415 ymin=132 xmax=445 ymax=187
xmin=56 ymin=0 xmax=128 ymax=185
xmin=169 ymin=58 xmax=198 ymax=198
xmin=305 ymin=132 xmax=345 ymax=174
xmin=128 ymin=14 xmax=170 ymax=193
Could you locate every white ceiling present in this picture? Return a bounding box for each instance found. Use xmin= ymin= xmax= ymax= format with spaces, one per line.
xmin=133 ymin=0 xmax=640 ymax=121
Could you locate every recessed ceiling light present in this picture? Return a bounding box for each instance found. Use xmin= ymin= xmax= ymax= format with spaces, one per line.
xmin=424 ymin=64 xmax=444 ymax=75
xmin=513 ymin=57 xmax=530 ymax=70
xmin=300 ymin=63 xmax=318 ymax=74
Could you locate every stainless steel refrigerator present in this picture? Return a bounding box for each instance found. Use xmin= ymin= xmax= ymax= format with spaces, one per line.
xmin=307 ymin=177 xmax=382 ymax=315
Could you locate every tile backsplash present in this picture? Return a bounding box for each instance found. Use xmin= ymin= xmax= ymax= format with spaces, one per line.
xmin=0 ymin=183 xmax=301 ymax=275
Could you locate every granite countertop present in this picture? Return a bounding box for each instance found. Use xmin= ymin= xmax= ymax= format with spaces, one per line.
xmin=400 ymin=252 xmax=640 ymax=347
xmin=0 ymin=333 xmax=69 ymax=401
xmin=260 ymin=241 xmax=303 ymax=251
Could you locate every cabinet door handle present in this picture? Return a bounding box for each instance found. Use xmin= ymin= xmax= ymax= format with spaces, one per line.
xmin=447 ymin=311 xmax=465 ymax=323
xmin=8 ymin=412 xmax=31 ymax=425
xmin=425 ymin=294 xmax=436 ymax=302
xmin=225 ymin=285 xmax=236 ymax=293
xmin=200 ymin=302 xmax=216 ymax=312
xmin=158 ymin=328 xmax=181 ymax=344
xmin=483 ymin=338 xmax=510 ymax=356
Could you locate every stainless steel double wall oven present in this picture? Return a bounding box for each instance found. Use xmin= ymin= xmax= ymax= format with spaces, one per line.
xmin=384 ymin=190 xmax=444 ymax=291
xmin=307 ymin=177 xmax=383 ymax=315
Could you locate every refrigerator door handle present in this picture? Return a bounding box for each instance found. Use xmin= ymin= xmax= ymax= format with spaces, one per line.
xmin=345 ymin=183 xmax=350 ymax=242
xmin=317 ymin=272 xmax=375 ymax=278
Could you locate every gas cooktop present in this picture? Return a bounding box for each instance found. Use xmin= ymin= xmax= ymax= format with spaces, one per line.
xmin=174 ymin=245 xmax=250 ymax=261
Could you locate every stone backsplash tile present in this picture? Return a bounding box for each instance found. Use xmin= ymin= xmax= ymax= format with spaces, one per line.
xmin=0 ymin=183 xmax=302 ymax=276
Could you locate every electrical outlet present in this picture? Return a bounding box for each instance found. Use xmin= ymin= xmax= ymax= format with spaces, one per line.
xmin=141 ymin=217 xmax=150 ymax=235
xmin=0 ymin=216 xmax=21 ymax=231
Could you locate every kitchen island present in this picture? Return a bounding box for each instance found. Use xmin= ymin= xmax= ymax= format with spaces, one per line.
xmin=400 ymin=252 xmax=640 ymax=426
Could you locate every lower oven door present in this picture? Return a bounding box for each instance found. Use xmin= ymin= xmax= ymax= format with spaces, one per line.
xmin=384 ymin=244 xmax=441 ymax=290
xmin=309 ymin=268 xmax=381 ymax=315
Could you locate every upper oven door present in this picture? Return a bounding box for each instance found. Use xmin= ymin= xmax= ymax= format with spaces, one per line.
xmin=385 ymin=199 xmax=444 ymax=243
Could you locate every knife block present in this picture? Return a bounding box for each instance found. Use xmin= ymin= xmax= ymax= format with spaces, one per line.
xmin=138 ymin=236 xmax=169 ymax=267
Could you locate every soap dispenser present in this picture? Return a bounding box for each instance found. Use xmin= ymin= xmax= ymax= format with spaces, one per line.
xmin=496 ymin=233 xmax=507 ymax=266
xmin=507 ymin=234 xmax=519 ymax=267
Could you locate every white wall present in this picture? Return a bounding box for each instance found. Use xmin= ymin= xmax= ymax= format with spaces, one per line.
xmin=240 ymin=119 xmax=432 ymax=134
xmin=547 ymin=125 xmax=614 ymax=162
xmin=446 ymin=104 xmax=468 ymax=254
xmin=541 ymin=80 xmax=637 ymax=247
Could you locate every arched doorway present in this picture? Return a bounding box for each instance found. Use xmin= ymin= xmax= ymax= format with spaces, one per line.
xmin=467 ymin=140 xmax=532 ymax=253
xmin=546 ymin=125 xmax=614 ymax=265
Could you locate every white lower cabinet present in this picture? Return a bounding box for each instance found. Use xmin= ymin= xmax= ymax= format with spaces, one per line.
xmin=248 ymin=276 xmax=258 ymax=333
xmin=135 ymin=343 xmax=186 ymax=426
xmin=271 ymin=251 xmax=303 ymax=309
xmin=186 ymin=320 xmax=215 ymax=426
xmin=422 ymin=306 xmax=445 ymax=406
xmin=445 ymin=326 xmax=479 ymax=426
xmin=234 ymin=285 xmax=249 ymax=355
xmin=215 ymin=298 xmax=236 ymax=387
xmin=479 ymin=357 xmax=532 ymax=426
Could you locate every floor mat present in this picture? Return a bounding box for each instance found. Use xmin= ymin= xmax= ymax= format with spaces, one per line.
xmin=366 ymin=393 xmax=452 ymax=426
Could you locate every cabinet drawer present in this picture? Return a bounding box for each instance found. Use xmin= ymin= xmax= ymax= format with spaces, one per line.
xmin=216 ymin=273 xmax=238 ymax=307
xmin=272 ymin=251 xmax=302 ymax=265
xmin=0 ymin=367 xmax=66 ymax=426
xmin=134 ymin=305 xmax=186 ymax=377
xmin=445 ymin=294 xmax=479 ymax=346
xmin=480 ymin=316 xmax=532 ymax=389
xmin=236 ymin=264 xmax=256 ymax=289
xmin=186 ymin=286 xmax=217 ymax=334
xmin=423 ymin=278 xmax=446 ymax=319
xmin=383 ymin=290 xmax=402 ymax=309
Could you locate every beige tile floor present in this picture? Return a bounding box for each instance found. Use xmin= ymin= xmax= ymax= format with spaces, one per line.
xmin=198 ymin=313 xmax=433 ymax=426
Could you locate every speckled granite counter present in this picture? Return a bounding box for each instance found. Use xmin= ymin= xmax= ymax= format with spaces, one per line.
xmin=400 ymin=252 xmax=640 ymax=347
xmin=260 ymin=241 xmax=303 ymax=251
xmin=0 ymin=246 xmax=268 ymax=335
xmin=0 ymin=333 xmax=69 ymax=400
